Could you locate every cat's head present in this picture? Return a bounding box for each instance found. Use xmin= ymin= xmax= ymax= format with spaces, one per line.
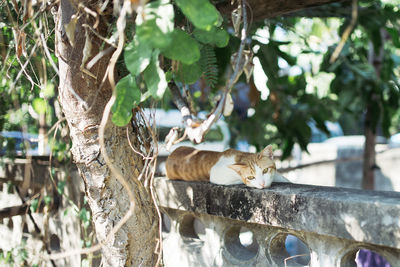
xmin=229 ymin=145 xmax=276 ymax=189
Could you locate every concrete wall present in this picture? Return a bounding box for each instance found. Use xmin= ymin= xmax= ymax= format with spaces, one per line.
xmin=155 ymin=177 xmax=400 ymax=267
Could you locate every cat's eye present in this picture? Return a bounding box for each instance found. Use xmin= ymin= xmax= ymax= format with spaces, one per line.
xmin=263 ymin=168 xmax=270 ymax=174
xmin=247 ymin=176 xmax=255 ymax=180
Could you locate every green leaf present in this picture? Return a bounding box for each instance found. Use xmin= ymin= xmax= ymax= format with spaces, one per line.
xmin=18 ymin=248 xmax=28 ymax=261
xmin=32 ymin=98 xmax=47 ymax=114
xmin=388 ymin=82 xmax=400 ymax=108
xmin=382 ymin=105 xmax=391 ymax=137
xmin=111 ymin=75 xmax=141 ymax=126
xmin=165 ymin=71 xmax=173 ymax=82
xmin=161 ymin=29 xmax=200 ymax=64
xmin=57 ymin=180 xmax=66 ymax=195
xmin=193 ymin=27 xmax=229 ymax=48
xmin=276 ymin=48 xmax=297 ymax=66
xmin=193 ymin=28 xmax=213 ymax=44
xmin=143 ymin=53 xmax=168 ymax=99
xmin=386 ymin=27 xmax=400 ymax=48
xmin=44 ymin=195 xmax=52 ymax=206
xmin=85 ymin=240 xmax=92 ymax=248
xmin=79 ymin=208 xmax=89 ymax=222
xmin=295 ymin=120 xmax=311 ymax=151
xmin=124 ymin=40 xmax=152 ymax=76
xmin=136 ymin=21 xmax=171 ymax=49
xmin=30 ymin=199 xmax=39 ymax=213
xmin=281 ymin=139 xmax=294 ymax=160
xmin=313 ymin=116 xmax=330 ymax=136
xmin=79 ymin=208 xmax=91 ymax=229
xmin=43 ymin=83 xmax=55 ymax=98
xmin=214 ymin=28 xmax=230 ymax=48
xmin=7 ymin=181 xmax=13 ymax=194
xmin=5 ymin=251 xmax=12 ymax=263
xmin=136 ymin=0 xmax=174 ymax=49
xmin=175 ymin=0 xmax=220 ymax=30
xmin=63 ymin=207 xmax=70 ymax=216
xmin=175 ymin=62 xmax=202 ymax=84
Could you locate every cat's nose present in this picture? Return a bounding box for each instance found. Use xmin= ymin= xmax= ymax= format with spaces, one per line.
xmin=260 ymin=182 xmax=265 ymax=188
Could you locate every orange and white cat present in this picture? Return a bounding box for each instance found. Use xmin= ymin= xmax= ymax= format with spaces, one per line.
xmin=165 ymin=145 xmax=290 ymax=189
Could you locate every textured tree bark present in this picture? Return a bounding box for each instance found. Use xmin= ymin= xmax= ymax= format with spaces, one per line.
xmin=56 ymin=1 xmax=158 ymax=266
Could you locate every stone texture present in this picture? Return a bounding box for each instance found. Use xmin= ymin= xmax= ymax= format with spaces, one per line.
xmin=155 ymin=177 xmax=400 ymax=266
xmin=160 ymin=208 xmax=400 ymax=267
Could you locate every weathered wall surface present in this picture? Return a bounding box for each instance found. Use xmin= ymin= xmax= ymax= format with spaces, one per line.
xmin=155 ymin=177 xmax=400 ymax=267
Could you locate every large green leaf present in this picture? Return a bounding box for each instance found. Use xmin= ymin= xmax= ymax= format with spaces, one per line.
xmin=294 ymin=120 xmax=311 ymax=151
xmin=386 ymin=27 xmax=400 ymax=48
xmin=175 ymin=61 xmax=202 ymax=84
xmin=42 ymin=83 xmax=55 ymax=98
xmin=193 ymin=27 xmax=229 ymax=48
xmin=143 ymin=53 xmax=168 ymax=99
xmin=136 ymin=20 xmax=171 ymax=49
xmin=161 ymin=29 xmax=200 ymax=64
xmin=32 ymin=98 xmax=47 ymax=114
xmin=281 ymin=138 xmax=295 ymax=160
xmin=135 ymin=0 xmax=174 ymax=49
xmin=111 ymin=75 xmax=141 ymax=126
xmin=175 ymin=0 xmax=220 ymax=31
xmin=124 ymin=39 xmax=152 ymax=76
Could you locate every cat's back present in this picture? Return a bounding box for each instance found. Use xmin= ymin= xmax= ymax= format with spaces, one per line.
xmin=165 ymin=146 xmax=222 ymax=181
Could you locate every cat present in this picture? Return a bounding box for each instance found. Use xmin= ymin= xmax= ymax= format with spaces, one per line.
xmin=165 ymin=145 xmax=290 ymax=189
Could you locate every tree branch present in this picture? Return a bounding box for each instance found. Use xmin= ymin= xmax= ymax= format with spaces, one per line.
xmin=169 ymin=83 xmax=193 ymax=126
xmin=217 ymin=0 xmax=348 ymax=22
xmin=170 ymin=0 xmax=248 ymax=145
xmin=329 ymin=0 xmax=358 ymax=63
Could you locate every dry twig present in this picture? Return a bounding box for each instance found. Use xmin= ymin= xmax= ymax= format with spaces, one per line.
xmin=284 ymin=253 xmax=309 ymax=267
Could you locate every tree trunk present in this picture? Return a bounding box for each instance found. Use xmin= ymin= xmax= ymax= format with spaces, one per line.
xmin=362 ymin=33 xmax=384 ymax=190
xmin=362 ymin=104 xmax=376 ymax=190
xmin=56 ymin=1 xmax=158 ymax=266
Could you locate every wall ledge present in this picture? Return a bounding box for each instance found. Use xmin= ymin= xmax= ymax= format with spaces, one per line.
xmin=155 ymin=177 xmax=400 ymax=249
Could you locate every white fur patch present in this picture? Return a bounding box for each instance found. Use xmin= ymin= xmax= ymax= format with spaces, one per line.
xmin=210 ymin=155 xmax=242 ymax=185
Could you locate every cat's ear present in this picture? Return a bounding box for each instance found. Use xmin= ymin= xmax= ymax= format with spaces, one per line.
xmin=260 ymin=145 xmax=274 ymax=159
xmin=228 ymin=163 xmax=247 ymax=174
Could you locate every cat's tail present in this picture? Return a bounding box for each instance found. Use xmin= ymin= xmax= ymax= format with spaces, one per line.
xmin=274 ymin=172 xmax=291 ymax=183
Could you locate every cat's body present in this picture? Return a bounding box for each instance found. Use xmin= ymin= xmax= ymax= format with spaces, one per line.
xmin=165 ymin=146 xmax=290 ymax=189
